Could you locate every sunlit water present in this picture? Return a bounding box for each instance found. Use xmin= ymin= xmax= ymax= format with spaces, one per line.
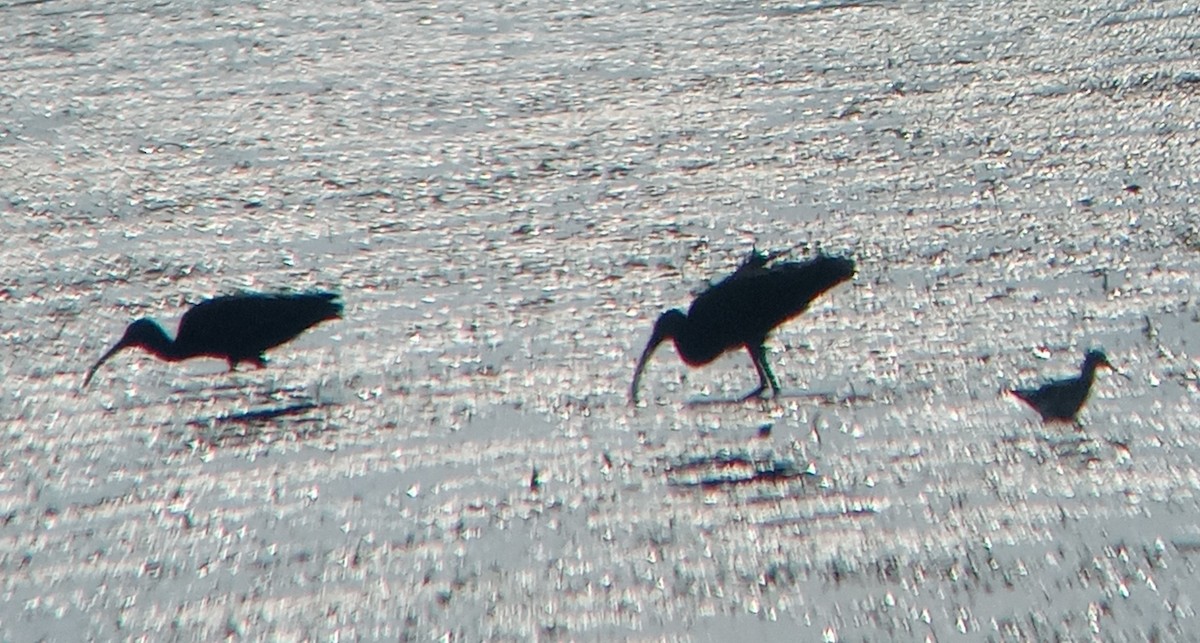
xmin=3 ymin=0 xmax=1200 ymax=639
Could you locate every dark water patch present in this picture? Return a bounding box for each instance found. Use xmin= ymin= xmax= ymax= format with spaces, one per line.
xmin=766 ymin=0 xmax=890 ymax=18
xmin=182 ymin=402 xmax=336 ymax=447
xmin=685 ymin=389 xmax=842 ymax=407
xmin=757 ymin=504 xmax=879 ymax=529
xmin=192 ymin=402 xmax=321 ymax=425
xmin=664 ymin=448 xmax=815 ymax=488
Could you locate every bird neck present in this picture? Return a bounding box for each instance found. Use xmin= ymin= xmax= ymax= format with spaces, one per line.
xmin=128 ymin=321 xmax=187 ymax=361
xmin=1079 ymin=360 xmax=1101 ymax=386
xmin=655 ymin=310 xmax=713 ymax=366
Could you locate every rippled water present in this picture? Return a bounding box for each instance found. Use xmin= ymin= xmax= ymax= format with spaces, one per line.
xmin=4 ymin=0 xmax=1200 ymax=639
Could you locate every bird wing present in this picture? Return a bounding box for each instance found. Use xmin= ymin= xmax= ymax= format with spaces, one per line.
xmin=174 ymin=293 xmax=342 ymax=359
xmin=1011 ymin=377 xmax=1087 ymax=419
xmin=686 ymin=255 xmax=854 ymax=345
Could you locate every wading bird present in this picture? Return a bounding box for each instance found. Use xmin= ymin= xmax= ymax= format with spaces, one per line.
xmin=83 ymin=292 xmax=342 ymax=387
xmin=630 ymin=250 xmax=855 ymax=403
xmin=1009 ymin=349 xmax=1117 ymax=423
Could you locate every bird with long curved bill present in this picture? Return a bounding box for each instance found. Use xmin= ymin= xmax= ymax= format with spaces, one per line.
xmin=83 ymin=292 xmax=342 ymax=387
xmin=1008 ymin=349 xmax=1124 ymax=424
xmin=630 ymin=250 xmax=855 ymax=403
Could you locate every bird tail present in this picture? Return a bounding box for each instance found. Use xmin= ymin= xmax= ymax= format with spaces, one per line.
xmin=1007 ymin=388 xmax=1034 ymax=404
xmin=776 ymin=254 xmax=856 ymax=301
xmin=312 ymin=292 xmax=344 ymax=320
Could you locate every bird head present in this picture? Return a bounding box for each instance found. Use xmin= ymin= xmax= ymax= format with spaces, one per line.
xmin=1084 ymin=349 xmax=1112 ymax=370
xmin=1082 ymin=349 xmax=1131 ymax=381
xmin=629 ymin=309 xmax=686 ymax=404
xmin=83 ymin=319 xmax=171 ymax=388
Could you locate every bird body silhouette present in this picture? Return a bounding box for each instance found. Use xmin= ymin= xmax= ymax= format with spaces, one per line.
xmin=84 ymin=292 xmax=342 ymax=387
xmin=630 ymin=251 xmax=855 ymax=402
xmin=1009 ymin=349 xmax=1113 ymax=422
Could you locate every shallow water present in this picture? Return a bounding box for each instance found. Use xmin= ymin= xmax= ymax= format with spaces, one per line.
xmin=3 ymin=0 xmax=1200 ymax=639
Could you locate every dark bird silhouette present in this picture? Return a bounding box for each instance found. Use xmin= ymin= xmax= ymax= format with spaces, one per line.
xmin=83 ymin=292 xmax=342 ymax=387
xmin=1009 ymin=349 xmax=1116 ymax=423
xmin=630 ymin=250 xmax=855 ymax=403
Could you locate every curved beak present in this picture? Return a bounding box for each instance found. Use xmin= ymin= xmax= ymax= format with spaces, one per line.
xmin=82 ymin=340 xmax=128 ymax=388
xmin=629 ymin=333 xmax=665 ymax=404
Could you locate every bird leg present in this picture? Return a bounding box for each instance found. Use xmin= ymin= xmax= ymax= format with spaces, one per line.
xmin=225 ymin=355 xmax=268 ymax=372
xmin=741 ymin=344 xmax=782 ymax=401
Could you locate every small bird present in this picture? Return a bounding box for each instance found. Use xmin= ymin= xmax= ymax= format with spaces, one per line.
xmin=1009 ymin=349 xmax=1116 ymax=423
xmin=630 ymin=250 xmax=855 ymax=402
xmin=83 ymin=292 xmax=342 ymax=387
